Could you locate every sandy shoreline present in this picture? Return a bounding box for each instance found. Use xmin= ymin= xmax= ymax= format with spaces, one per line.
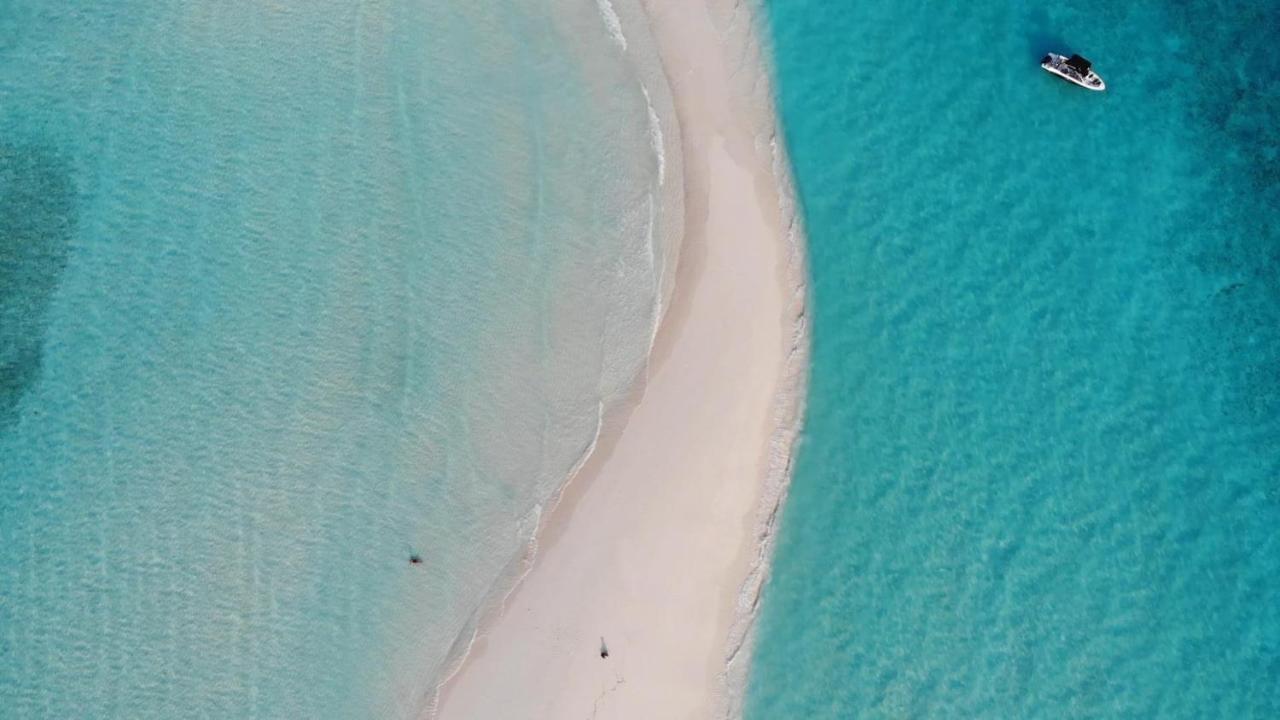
xmin=427 ymin=0 xmax=807 ymax=716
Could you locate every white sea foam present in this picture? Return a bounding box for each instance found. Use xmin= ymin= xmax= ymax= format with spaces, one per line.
xmin=644 ymin=193 xmax=663 ymax=346
xmin=424 ymin=396 xmax=606 ymax=719
xmin=641 ymin=84 xmax=665 ymax=187
xmin=595 ymin=0 xmax=628 ymax=51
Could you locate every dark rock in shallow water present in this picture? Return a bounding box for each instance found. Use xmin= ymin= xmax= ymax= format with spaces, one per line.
xmin=0 ymin=142 xmax=76 ymax=431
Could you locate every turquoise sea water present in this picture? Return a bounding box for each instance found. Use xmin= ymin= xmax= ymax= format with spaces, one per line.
xmin=1 ymin=1 xmax=669 ymax=717
xmin=749 ymin=0 xmax=1279 ymax=717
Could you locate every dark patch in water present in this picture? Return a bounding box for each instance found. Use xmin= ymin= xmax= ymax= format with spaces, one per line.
xmin=0 ymin=143 xmax=76 ymax=430
xmin=1161 ymin=0 xmax=1280 ymax=423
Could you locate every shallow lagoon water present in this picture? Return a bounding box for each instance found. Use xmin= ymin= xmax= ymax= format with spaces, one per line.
xmin=0 ymin=1 xmax=669 ymax=717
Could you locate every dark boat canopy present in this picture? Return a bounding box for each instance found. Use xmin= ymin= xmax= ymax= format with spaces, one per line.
xmin=1066 ymin=54 xmax=1093 ymax=74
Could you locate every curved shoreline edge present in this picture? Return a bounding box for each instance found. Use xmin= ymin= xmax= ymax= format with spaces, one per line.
xmin=418 ymin=1 xmax=687 ymax=713
xmin=719 ymin=140 xmax=809 ymax=719
xmin=424 ymin=0 xmax=808 ymax=716
xmin=707 ymin=1 xmax=811 ymax=713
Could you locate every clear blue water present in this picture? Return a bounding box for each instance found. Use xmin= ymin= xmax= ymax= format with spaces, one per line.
xmin=0 ymin=1 xmax=670 ymax=717
xmin=748 ymin=0 xmax=1279 ymax=717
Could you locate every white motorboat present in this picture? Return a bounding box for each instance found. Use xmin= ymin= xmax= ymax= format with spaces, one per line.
xmin=1040 ymin=53 xmax=1105 ymax=91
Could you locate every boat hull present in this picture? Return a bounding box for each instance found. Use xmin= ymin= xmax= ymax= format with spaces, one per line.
xmin=1040 ymin=54 xmax=1106 ymax=91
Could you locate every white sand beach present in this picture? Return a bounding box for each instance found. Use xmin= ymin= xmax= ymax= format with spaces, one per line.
xmin=429 ymin=0 xmax=806 ymax=716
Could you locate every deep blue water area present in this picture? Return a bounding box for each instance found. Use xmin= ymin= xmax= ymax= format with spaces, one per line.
xmin=749 ymin=1 xmax=1279 ymax=716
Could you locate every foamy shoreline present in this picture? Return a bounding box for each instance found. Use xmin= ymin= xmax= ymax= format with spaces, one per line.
xmin=426 ymin=0 xmax=808 ymax=715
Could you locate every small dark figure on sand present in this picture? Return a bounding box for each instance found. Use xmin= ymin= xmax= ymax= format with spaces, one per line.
xmin=409 ymin=554 xmax=422 ymax=565
xmin=600 ymin=637 xmax=609 ymax=659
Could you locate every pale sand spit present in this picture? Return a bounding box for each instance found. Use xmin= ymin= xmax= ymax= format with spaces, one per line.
xmin=428 ymin=0 xmax=807 ymax=716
